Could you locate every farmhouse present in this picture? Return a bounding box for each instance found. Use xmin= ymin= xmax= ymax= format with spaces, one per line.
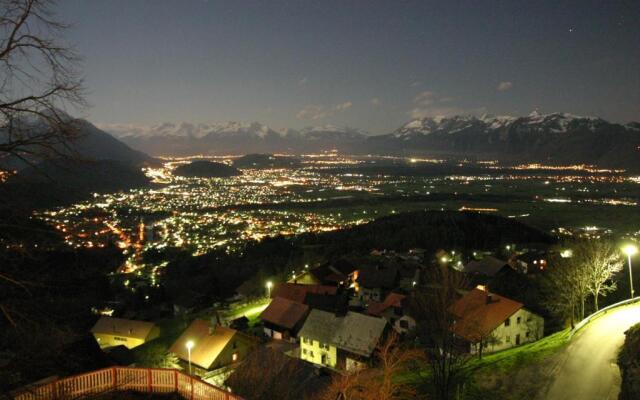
xmin=449 ymin=286 xmax=544 ymax=354
xmin=298 ymin=310 xmax=387 ymax=372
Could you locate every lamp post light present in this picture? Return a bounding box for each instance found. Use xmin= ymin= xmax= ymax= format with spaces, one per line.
xmin=186 ymin=340 xmax=194 ymax=375
xmin=266 ymin=281 xmax=273 ymax=298
xmin=623 ymin=245 xmax=638 ymax=299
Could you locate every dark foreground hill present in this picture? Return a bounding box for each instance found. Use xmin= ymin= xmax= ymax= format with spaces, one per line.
xmin=173 ymin=160 xmax=241 ymax=178
xmin=0 ymin=159 xmax=150 ymax=211
xmin=163 ymin=210 xmax=556 ymax=304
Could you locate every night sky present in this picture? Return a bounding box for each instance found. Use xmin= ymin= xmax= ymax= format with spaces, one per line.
xmin=58 ymin=0 xmax=640 ymax=133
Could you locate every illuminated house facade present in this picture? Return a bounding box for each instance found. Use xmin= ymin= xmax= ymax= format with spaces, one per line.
xmin=91 ymin=316 xmax=160 ymax=349
xmin=450 ymin=286 xmax=544 ymax=354
xmin=298 ymin=310 xmax=387 ymax=372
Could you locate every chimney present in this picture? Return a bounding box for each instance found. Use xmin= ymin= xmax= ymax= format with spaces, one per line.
xmin=486 ymin=293 xmax=494 ymax=304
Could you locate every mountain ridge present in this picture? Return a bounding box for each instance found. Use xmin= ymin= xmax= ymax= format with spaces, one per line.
xmin=98 ymin=112 xmax=639 ymax=171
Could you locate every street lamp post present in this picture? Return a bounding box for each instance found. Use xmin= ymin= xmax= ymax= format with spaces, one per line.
xmin=266 ymin=281 xmax=273 ymax=298
xmin=623 ymin=245 xmax=638 ymax=299
xmin=186 ymin=340 xmax=194 ymax=375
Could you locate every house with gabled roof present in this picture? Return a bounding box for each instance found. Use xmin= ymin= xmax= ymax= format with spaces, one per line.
xmin=260 ymin=297 xmax=310 ymax=341
xmin=449 ymin=285 xmax=544 ymax=355
xmin=355 ymin=264 xmax=399 ymax=304
xmin=91 ymin=316 xmax=160 ymax=349
xmin=367 ymin=292 xmax=416 ymax=334
xmin=298 ymin=310 xmax=387 ymax=372
xmin=169 ymin=319 xmax=258 ymax=372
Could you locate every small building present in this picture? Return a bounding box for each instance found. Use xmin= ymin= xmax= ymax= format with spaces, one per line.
xmin=298 ymin=310 xmax=387 ymax=372
xmin=355 ymin=265 xmax=399 ymax=303
xmin=260 ymin=297 xmax=310 ymax=341
xmin=169 ymin=319 xmax=257 ymax=372
xmin=367 ymin=293 xmax=416 ymax=334
xmin=449 ymin=286 xmax=544 ymax=355
xmin=90 ymin=316 xmax=160 ymax=349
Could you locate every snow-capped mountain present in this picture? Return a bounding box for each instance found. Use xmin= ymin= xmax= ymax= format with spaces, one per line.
xmin=97 ymin=113 xmax=639 ymax=170
xmin=393 ymin=112 xmax=605 ymax=138
xmin=103 ymin=122 xmax=369 ymax=156
xmin=367 ymin=111 xmax=639 ymax=170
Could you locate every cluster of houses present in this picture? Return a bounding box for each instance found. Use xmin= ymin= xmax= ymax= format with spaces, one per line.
xmin=89 ymin=247 xmax=548 ymax=389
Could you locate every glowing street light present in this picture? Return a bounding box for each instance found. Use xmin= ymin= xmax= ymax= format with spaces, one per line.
xmin=623 ymin=244 xmax=638 ymax=299
xmin=266 ymin=281 xmax=273 ymax=298
xmin=186 ymin=340 xmax=194 ymax=375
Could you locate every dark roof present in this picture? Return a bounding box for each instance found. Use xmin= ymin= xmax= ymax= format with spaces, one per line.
xmin=449 ymin=287 xmax=523 ymax=342
xmin=303 ymin=291 xmax=349 ymax=314
xmin=225 ymin=348 xmax=330 ymax=400
xmin=272 ymin=283 xmax=337 ymax=303
xmin=298 ymin=310 xmax=387 ymax=357
xmin=357 ymin=265 xmax=399 ymax=289
xmin=260 ymin=297 xmax=310 ymax=330
xmin=463 ymin=256 xmax=508 ymax=277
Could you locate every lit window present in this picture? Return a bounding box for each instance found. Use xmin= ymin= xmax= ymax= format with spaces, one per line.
xmin=232 ymin=352 xmax=238 ymax=362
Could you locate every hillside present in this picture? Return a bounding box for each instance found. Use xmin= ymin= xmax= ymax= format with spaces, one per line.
xmin=0 ymin=159 xmax=150 ymax=211
xmin=173 ymin=160 xmax=241 ymax=178
xmin=163 ymin=210 xmax=556 ymax=301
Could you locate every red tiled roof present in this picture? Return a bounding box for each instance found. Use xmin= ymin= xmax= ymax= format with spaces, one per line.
xmin=260 ymin=297 xmax=310 ymax=330
xmin=367 ymin=293 xmax=406 ymax=316
xmin=449 ymin=287 xmax=523 ymax=342
xmin=271 ymin=283 xmax=337 ymax=304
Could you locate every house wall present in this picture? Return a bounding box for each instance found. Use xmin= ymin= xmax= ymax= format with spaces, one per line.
xmin=209 ymin=334 xmax=257 ymax=370
xmin=299 ymin=336 xmax=337 ymax=368
xmin=472 ymin=308 xmax=544 ymax=354
xmin=93 ymin=333 xmax=145 ymax=349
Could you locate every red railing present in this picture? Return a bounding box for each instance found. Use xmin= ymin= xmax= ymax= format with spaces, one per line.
xmin=12 ymin=367 xmax=242 ymax=400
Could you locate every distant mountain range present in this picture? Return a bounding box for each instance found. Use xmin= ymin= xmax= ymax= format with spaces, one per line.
xmin=103 ymin=112 xmax=640 ymax=171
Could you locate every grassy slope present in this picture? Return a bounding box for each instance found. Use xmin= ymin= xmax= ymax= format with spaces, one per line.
xmin=400 ymin=329 xmax=571 ymax=399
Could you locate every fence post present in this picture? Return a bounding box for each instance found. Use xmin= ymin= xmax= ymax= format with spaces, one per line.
xmin=175 ymin=369 xmax=179 ymax=393
xmin=112 ymin=367 xmax=117 ymax=390
xmin=191 ymin=375 xmax=194 ymax=400
xmin=148 ymin=368 xmax=153 ymax=393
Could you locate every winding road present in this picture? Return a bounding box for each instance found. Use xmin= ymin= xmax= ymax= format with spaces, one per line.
xmin=540 ymin=303 xmax=640 ymax=400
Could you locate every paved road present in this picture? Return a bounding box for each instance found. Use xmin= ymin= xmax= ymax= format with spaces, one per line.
xmin=541 ymin=303 xmax=640 ymax=400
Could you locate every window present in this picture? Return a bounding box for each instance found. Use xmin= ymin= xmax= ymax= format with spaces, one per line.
xmin=526 ymin=331 xmax=530 ymax=338
xmin=232 ymin=352 xmax=238 ymax=362
xmin=517 ymin=316 xmax=521 ymax=324
xmin=302 ymin=349 xmax=307 ymax=355
xmin=504 ymin=318 xmax=510 ymax=327
xmin=310 ymin=351 xmax=314 ymax=358
xmin=506 ymin=335 xmax=511 ymax=343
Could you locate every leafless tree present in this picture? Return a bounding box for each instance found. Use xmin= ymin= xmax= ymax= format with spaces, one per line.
xmin=412 ymin=264 xmax=471 ymax=400
xmin=0 ymin=0 xmax=86 ymax=168
xmin=315 ymin=333 xmax=424 ymax=400
xmin=543 ymin=240 xmax=623 ymax=328
xmin=578 ymin=240 xmax=624 ymax=311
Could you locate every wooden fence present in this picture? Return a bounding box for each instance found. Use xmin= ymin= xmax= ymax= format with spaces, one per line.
xmin=12 ymin=367 xmax=242 ymax=400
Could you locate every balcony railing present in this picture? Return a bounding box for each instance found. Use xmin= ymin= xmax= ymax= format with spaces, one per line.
xmin=12 ymin=366 xmax=242 ymax=400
